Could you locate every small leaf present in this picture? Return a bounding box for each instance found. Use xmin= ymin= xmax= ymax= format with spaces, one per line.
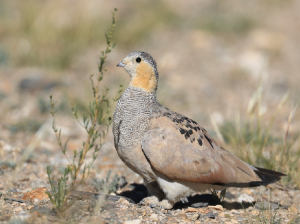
xmin=63 ymin=138 xmax=70 ymax=154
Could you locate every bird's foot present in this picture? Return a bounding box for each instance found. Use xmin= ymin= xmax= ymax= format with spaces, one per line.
xmin=140 ymin=196 xmax=174 ymax=209
xmin=180 ymin=197 xmax=189 ymax=203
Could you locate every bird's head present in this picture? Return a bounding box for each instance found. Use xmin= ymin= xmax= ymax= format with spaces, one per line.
xmin=117 ymin=51 xmax=158 ymax=93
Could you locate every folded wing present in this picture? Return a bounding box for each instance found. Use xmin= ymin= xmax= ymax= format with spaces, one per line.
xmin=141 ymin=116 xmax=285 ymax=187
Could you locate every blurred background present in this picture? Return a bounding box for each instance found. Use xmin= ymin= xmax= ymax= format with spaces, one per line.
xmin=0 ymin=0 xmax=300 ymax=190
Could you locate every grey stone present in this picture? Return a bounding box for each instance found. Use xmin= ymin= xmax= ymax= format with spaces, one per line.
xmin=204 ymin=212 xmax=217 ymax=219
xmin=191 ymin=202 xmax=209 ymax=208
xmin=237 ymin=194 xmax=255 ymax=203
xmin=255 ymin=201 xmax=279 ymax=210
xmin=33 ymin=198 xmax=39 ymax=205
xmin=280 ymin=205 xmax=289 ymax=210
xmin=225 ymin=191 xmax=235 ymax=199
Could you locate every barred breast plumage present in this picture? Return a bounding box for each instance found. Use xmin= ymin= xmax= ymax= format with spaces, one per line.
xmin=113 ymin=86 xmax=159 ymax=151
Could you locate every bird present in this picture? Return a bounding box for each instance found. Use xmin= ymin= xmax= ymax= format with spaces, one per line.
xmin=113 ymin=51 xmax=285 ymax=209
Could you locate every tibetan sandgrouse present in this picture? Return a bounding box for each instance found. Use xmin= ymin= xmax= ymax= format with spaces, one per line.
xmin=113 ymin=51 xmax=285 ymax=209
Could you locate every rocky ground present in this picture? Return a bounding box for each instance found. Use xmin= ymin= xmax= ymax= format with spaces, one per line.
xmin=1 ymin=0 xmax=300 ymax=223
xmin=0 ymin=135 xmax=300 ymax=223
xmin=1 ymin=181 xmax=300 ymax=224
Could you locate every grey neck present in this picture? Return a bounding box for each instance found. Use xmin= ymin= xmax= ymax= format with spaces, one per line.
xmin=125 ymin=86 xmax=157 ymax=101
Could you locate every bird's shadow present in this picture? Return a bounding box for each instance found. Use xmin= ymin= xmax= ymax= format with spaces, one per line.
xmin=118 ymin=183 xmax=253 ymax=210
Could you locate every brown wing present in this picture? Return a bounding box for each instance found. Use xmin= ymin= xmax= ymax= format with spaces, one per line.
xmin=142 ymin=115 xmax=263 ymax=185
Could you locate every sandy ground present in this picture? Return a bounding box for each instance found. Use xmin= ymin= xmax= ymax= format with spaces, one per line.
xmin=1 ymin=0 xmax=300 ymax=223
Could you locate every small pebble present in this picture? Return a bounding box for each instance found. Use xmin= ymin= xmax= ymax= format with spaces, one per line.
xmin=149 ymin=204 xmax=156 ymax=208
xmin=117 ymin=198 xmax=130 ymax=205
xmin=31 ymin=211 xmax=41 ymax=218
xmin=237 ymin=194 xmax=255 ymax=203
xmin=42 ymin=198 xmax=49 ymax=202
xmin=187 ymin=213 xmax=200 ymax=221
xmin=208 ymin=205 xmax=223 ymax=211
xmin=27 ymin=205 xmax=34 ymax=210
xmin=204 ymin=212 xmax=217 ymax=219
xmin=124 ymin=220 xmax=141 ymax=224
xmin=225 ymin=191 xmax=235 ymax=199
xmin=33 ymin=198 xmax=39 ymax=205
xmin=255 ymin=201 xmax=279 ymax=210
xmin=191 ymin=202 xmax=208 ymax=208
xmin=280 ymin=205 xmax=289 ymax=209
xmin=149 ymin=213 xmax=158 ymax=219
xmin=14 ymin=207 xmax=23 ymax=212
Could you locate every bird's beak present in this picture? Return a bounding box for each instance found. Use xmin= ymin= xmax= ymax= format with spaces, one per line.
xmin=117 ymin=61 xmax=125 ymax=67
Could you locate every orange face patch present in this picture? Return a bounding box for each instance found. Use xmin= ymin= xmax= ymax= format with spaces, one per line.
xmin=130 ymin=62 xmax=157 ymax=93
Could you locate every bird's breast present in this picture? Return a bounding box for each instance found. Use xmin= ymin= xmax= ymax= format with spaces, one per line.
xmin=113 ymin=88 xmax=157 ymax=151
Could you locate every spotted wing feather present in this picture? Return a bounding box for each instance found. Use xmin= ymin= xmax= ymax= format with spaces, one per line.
xmin=142 ymin=114 xmax=272 ymax=185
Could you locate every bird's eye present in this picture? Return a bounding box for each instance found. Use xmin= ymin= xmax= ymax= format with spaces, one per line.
xmin=136 ymin=57 xmax=141 ymax=63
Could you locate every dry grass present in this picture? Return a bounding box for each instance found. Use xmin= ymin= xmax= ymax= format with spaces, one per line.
xmin=0 ymin=0 xmax=300 ymax=223
xmin=0 ymin=1 xmax=178 ymax=69
xmin=216 ymin=80 xmax=300 ymax=187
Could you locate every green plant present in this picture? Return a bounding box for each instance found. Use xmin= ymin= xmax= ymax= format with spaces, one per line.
xmin=215 ymin=77 xmax=300 ymax=187
xmin=92 ymin=169 xmax=119 ymax=195
xmin=243 ymin=199 xmax=283 ymax=224
xmin=248 ymin=210 xmax=282 ymax=224
xmin=47 ymin=166 xmax=69 ymax=210
xmin=46 ymin=8 xmax=119 ymax=213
